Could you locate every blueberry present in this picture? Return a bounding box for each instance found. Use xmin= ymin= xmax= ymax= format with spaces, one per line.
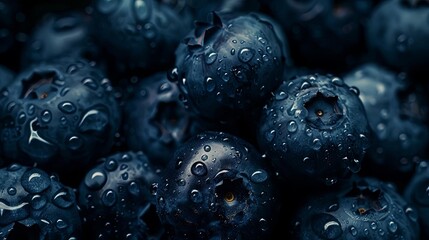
xmin=367 ymin=0 xmax=429 ymax=74
xmin=0 ymin=163 xmax=82 ymax=240
xmin=20 ymin=11 xmax=102 ymax=69
xmin=0 ymin=57 xmax=121 ymax=185
xmin=0 ymin=64 xmax=14 ymax=90
xmin=403 ymin=161 xmax=429 ymax=238
xmin=122 ymin=72 xmax=206 ymax=170
xmin=91 ymin=0 xmax=193 ymax=76
xmin=343 ymin=63 xmax=429 ymax=180
xmin=172 ymin=11 xmax=287 ymax=124
xmin=257 ymin=74 xmax=371 ymax=187
xmin=156 ymin=131 xmax=280 ymax=239
xmin=265 ymin=0 xmax=374 ymax=72
xmin=289 ymin=176 xmax=420 ymax=239
xmin=78 ymin=151 xmax=162 ymax=239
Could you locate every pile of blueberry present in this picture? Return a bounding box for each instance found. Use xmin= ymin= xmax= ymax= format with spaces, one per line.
xmin=0 ymin=0 xmax=428 ymax=239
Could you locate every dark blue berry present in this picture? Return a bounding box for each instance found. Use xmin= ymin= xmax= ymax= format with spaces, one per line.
xmin=156 ymin=131 xmax=280 ymax=239
xmin=172 ymin=11 xmax=287 ymax=124
xmin=367 ymin=0 xmax=429 ymax=73
xmin=122 ymin=72 xmax=206 ymax=170
xmin=343 ymin=63 xmax=429 ymax=179
xmin=0 ymin=163 xmax=82 ymax=240
xmin=289 ymin=176 xmax=420 ymax=239
xmin=257 ymin=74 xmax=371 ymax=187
xmin=0 ymin=57 xmax=121 ymax=183
xmin=78 ymin=151 xmax=162 ymax=240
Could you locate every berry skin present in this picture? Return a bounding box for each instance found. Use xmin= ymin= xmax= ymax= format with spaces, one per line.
xmin=78 ymin=151 xmax=161 ymax=240
xmin=403 ymin=161 xmax=429 ymax=238
xmin=289 ymin=176 xmax=420 ymax=240
xmin=257 ymin=74 xmax=371 ymax=187
xmin=0 ymin=163 xmax=82 ymax=240
xmin=122 ymin=72 xmax=205 ymax=170
xmin=0 ymin=57 xmax=121 ymax=182
xmin=0 ymin=64 xmax=14 ymax=90
xmin=343 ymin=63 xmax=429 ymax=178
xmin=156 ymin=131 xmax=280 ymax=239
xmin=172 ymin=11 xmax=287 ymax=124
xmin=265 ymin=0 xmax=374 ymax=71
xmin=367 ymin=0 xmax=429 ymax=73
xmin=91 ymin=0 xmax=192 ymax=75
xmin=20 ymin=11 xmax=100 ymax=68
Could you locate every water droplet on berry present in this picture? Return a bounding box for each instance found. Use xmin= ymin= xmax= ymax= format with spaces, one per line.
xmin=40 ymin=110 xmax=52 ymax=123
xmin=405 ymin=207 xmax=418 ymax=222
xmin=388 ymin=221 xmax=398 ymax=233
xmin=311 ymin=214 xmax=342 ymax=239
xmin=204 ymin=145 xmax=211 ymax=152
xmin=259 ymin=218 xmax=268 ymax=231
xmin=205 ymin=52 xmax=218 ymax=65
xmin=102 ymin=189 xmax=117 ymax=207
xmin=251 ymin=170 xmax=268 ymax=183
xmin=238 ymin=48 xmax=254 ymax=62
xmin=52 ymin=190 xmax=74 ymax=208
xmin=31 ymin=194 xmax=47 ymax=209
xmin=349 ymin=226 xmax=357 ymax=236
xmin=58 ymin=101 xmax=76 ymax=114
xmin=82 ymin=78 xmax=98 ymax=90
xmin=7 ymin=187 xmax=16 ymax=195
xmin=287 ymin=120 xmax=297 ymax=133
xmin=56 ymin=219 xmax=68 ymax=229
xmin=128 ymin=181 xmax=140 ymax=195
xmin=190 ymin=189 xmax=203 ymax=203
xmin=265 ymin=129 xmax=276 ymax=142
xmin=191 ymin=162 xmax=207 ymax=176
xmin=85 ymin=169 xmax=107 ymax=190
xmin=21 ymin=169 xmax=50 ymax=193
xmin=312 ymin=138 xmax=322 ymax=150
xmin=67 ymin=136 xmax=82 ymax=150
xmin=104 ymin=159 xmax=118 ymax=171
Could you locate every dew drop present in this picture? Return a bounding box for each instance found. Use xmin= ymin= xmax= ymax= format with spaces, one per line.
xmin=275 ymin=91 xmax=288 ymax=100
xmin=251 ymin=170 xmax=268 ymax=183
xmin=405 ymin=207 xmax=418 ymax=222
xmin=190 ymin=189 xmax=203 ymax=203
xmin=259 ymin=218 xmax=269 ymax=231
xmin=40 ymin=110 xmax=52 ymax=123
xmin=388 ymin=221 xmax=398 ymax=233
xmin=205 ymin=77 xmax=215 ymax=92
xmin=102 ymin=189 xmax=117 ymax=207
xmin=104 ymin=159 xmax=118 ymax=171
xmin=312 ymin=138 xmax=322 ymax=150
xmin=204 ymin=145 xmax=211 ymax=152
xmin=7 ymin=187 xmax=16 ymax=195
xmin=191 ymin=162 xmax=207 ymax=176
xmin=82 ymin=78 xmax=98 ymax=90
xmin=349 ymin=226 xmax=357 ymax=236
xmin=21 ymin=169 xmax=50 ymax=193
xmin=52 ymin=189 xmax=74 ymax=208
xmin=287 ymin=120 xmax=297 ymax=133
xmin=58 ymin=101 xmax=76 ymax=114
xmin=205 ymin=52 xmax=218 ymax=65
xmin=128 ymin=181 xmax=140 ymax=195
xmin=84 ymin=169 xmax=107 ymax=190
xmin=238 ymin=48 xmax=255 ymax=62
xmin=31 ymin=195 xmax=47 ymax=210
xmin=67 ymin=136 xmax=82 ymax=150
xmin=56 ymin=219 xmax=68 ymax=229
xmin=264 ymin=129 xmax=276 ymax=142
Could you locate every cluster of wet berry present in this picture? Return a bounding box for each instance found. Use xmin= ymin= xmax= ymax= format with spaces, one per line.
xmin=0 ymin=0 xmax=428 ymax=239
